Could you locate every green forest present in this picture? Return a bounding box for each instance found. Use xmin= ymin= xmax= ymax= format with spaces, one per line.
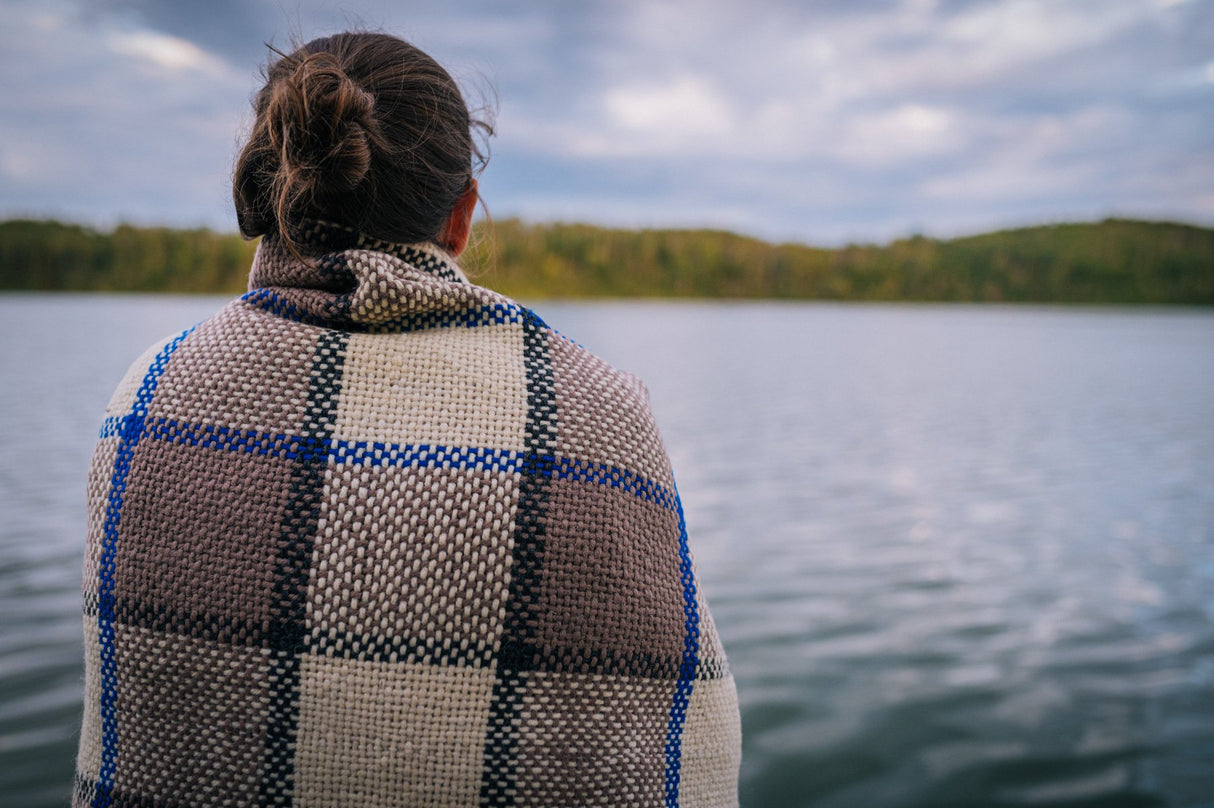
xmin=1 ymin=217 xmax=1211 ymax=304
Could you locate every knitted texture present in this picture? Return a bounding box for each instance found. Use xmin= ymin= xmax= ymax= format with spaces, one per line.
xmin=75 ymin=220 xmax=741 ymax=808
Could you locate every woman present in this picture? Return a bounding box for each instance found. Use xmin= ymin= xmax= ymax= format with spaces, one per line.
xmin=75 ymin=32 xmax=740 ymax=807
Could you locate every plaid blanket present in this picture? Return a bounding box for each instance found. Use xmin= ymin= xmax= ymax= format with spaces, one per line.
xmin=75 ymin=221 xmax=741 ymax=807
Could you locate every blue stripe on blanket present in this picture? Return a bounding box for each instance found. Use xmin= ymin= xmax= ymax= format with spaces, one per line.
xmin=104 ymin=416 xmax=680 ymax=512
xmin=241 ymin=288 xmax=526 ymax=331
xmin=664 ymin=490 xmax=701 ymax=807
xmin=93 ymin=326 xmax=194 ymax=808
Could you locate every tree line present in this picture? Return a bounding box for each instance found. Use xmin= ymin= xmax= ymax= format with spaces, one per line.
xmin=1 ymin=217 xmax=1211 ymax=304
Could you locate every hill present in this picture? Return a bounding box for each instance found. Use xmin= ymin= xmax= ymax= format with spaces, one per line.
xmin=1 ymin=217 xmax=1210 ymax=303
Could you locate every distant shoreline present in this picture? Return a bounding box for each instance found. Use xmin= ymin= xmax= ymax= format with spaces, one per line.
xmin=2 ymin=217 xmax=1211 ymax=304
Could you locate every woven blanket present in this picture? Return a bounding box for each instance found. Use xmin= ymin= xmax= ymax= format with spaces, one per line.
xmin=75 ymin=221 xmax=741 ymax=807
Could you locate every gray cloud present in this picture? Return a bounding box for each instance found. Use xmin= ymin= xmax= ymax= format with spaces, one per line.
xmin=0 ymin=0 xmax=1210 ymax=244
xmin=88 ymin=0 xmax=277 ymax=64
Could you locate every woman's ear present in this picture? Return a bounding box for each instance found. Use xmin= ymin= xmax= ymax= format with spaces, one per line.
xmin=438 ymin=178 xmax=479 ymax=256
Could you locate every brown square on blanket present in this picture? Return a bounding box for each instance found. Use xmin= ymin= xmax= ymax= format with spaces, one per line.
xmin=114 ymin=437 xmax=295 ymax=643
xmin=534 ymin=476 xmax=688 ymax=673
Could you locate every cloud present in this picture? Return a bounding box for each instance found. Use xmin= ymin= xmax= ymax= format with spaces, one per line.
xmin=605 ymin=76 xmax=732 ymax=136
xmin=0 ymin=0 xmax=1210 ymax=243
xmin=483 ymin=0 xmax=1214 ymax=241
xmin=87 ymin=0 xmax=276 ymax=64
xmin=106 ymin=29 xmax=230 ymax=74
xmin=0 ymin=0 xmax=253 ymax=227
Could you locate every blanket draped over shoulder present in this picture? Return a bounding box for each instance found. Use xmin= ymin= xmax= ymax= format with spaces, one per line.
xmin=75 ymin=220 xmax=741 ymax=808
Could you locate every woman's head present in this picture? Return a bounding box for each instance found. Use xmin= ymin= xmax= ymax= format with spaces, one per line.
xmin=233 ymin=32 xmax=490 ymax=254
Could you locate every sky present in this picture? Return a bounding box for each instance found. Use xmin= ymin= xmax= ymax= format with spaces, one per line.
xmin=0 ymin=0 xmax=1211 ymax=245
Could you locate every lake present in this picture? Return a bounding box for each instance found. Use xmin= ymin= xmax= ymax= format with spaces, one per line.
xmin=1 ymin=295 xmax=1212 ymax=807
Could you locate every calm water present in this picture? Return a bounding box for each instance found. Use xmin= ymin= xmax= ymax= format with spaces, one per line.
xmin=2 ymin=295 xmax=1212 ymax=807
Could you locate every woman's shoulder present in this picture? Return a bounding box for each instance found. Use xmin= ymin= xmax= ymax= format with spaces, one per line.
xmin=525 ymin=307 xmax=674 ymax=489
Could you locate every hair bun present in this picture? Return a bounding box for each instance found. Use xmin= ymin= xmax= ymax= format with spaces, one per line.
xmin=266 ymin=52 xmax=380 ymax=193
xmin=234 ymin=33 xmax=491 ymax=252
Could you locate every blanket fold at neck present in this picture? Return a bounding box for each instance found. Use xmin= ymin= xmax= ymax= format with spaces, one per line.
xmin=246 ymin=219 xmax=478 ymax=331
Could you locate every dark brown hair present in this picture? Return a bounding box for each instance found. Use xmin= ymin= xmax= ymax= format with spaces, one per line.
xmin=233 ymin=32 xmax=491 ymax=253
